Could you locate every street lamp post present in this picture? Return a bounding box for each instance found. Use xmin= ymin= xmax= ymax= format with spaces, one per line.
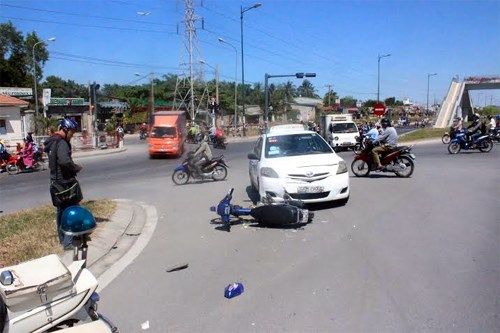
xmin=426 ymin=73 xmax=437 ymax=114
xmin=377 ymin=53 xmax=391 ymax=102
xmin=240 ymin=2 xmax=262 ymax=136
xmin=264 ymin=72 xmax=316 ymax=130
xmin=218 ymin=38 xmax=238 ymax=129
xmin=32 ymin=37 xmax=55 ymax=117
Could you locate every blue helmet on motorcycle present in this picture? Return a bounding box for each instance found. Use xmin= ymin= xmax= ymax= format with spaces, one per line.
xmin=60 ymin=205 xmax=96 ymax=236
xmin=59 ymin=117 xmax=78 ymax=132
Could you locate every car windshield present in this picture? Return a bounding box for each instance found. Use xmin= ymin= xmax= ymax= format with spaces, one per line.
xmin=331 ymin=123 xmax=358 ymax=133
xmin=265 ymin=133 xmax=332 ymax=158
xmin=150 ymin=126 xmax=176 ymax=138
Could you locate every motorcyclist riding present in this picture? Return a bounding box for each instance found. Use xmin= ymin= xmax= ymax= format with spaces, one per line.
xmin=371 ymin=118 xmax=398 ymax=170
xmin=365 ymin=123 xmax=380 ymax=142
xmin=192 ymin=134 xmax=213 ymax=175
xmin=466 ymin=113 xmax=482 ymax=145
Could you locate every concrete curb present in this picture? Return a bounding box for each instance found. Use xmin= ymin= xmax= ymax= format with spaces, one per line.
xmin=96 ymin=200 xmax=158 ymax=292
xmin=73 ymin=147 xmax=127 ymax=159
xmin=57 ymin=199 xmax=158 ymax=291
xmin=400 ymin=138 xmax=442 ymax=146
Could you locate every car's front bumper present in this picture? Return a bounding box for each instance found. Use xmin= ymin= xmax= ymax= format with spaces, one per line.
xmin=259 ymin=172 xmax=349 ymax=203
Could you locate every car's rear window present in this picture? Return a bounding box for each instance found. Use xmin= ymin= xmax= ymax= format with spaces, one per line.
xmin=330 ymin=122 xmax=358 ymax=133
xmin=265 ymin=133 xmax=332 ymax=158
xmin=151 ymin=126 xmax=176 ymax=138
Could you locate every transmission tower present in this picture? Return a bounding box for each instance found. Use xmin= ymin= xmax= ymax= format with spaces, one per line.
xmin=174 ymin=0 xmax=208 ymax=120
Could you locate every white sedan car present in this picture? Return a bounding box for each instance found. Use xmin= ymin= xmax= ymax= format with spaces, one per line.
xmin=248 ymin=126 xmax=350 ymax=204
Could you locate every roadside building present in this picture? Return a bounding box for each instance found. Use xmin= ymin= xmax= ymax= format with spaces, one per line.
xmin=0 ymin=94 xmax=30 ymax=145
xmin=290 ymin=97 xmax=323 ymax=122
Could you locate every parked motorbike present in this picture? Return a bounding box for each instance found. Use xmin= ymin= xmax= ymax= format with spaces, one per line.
xmin=351 ymin=141 xmax=416 ymax=177
xmin=172 ymin=152 xmax=228 ymax=185
xmin=447 ymin=131 xmax=493 ymax=154
xmin=0 ymin=206 xmax=117 ymax=333
xmin=210 ymin=188 xmax=313 ymax=231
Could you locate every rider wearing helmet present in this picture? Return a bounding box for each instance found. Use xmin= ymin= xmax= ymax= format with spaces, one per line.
xmin=44 ymin=117 xmax=83 ymax=247
xmin=371 ymin=118 xmax=398 ymax=170
xmin=192 ymin=133 xmax=213 ymax=175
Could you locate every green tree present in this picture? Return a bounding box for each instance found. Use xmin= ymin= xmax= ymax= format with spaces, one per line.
xmin=340 ymin=96 xmax=357 ymax=108
xmin=0 ymin=22 xmax=49 ymax=87
xmin=40 ymin=76 xmax=88 ymax=98
xmin=363 ymin=99 xmax=378 ymax=107
xmin=323 ymin=90 xmax=338 ymax=106
xmin=297 ymin=79 xmax=318 ymax=98
xmin=384 ymin=97 xmax=396 ymax=106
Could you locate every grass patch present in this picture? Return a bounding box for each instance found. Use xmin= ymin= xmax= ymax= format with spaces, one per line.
xmin=400 ymin=128 xmax=445 ymax=142
xmin=0 ymin=200 xmax=116 ymax=267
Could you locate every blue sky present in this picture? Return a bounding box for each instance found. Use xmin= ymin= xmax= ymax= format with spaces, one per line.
xmin=1 ymin=0 xmax=499 ymax=105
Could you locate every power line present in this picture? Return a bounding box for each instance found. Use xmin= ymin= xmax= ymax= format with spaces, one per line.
xmin=0 ymin=3 xmax=176 ymax=27
xmin=51 ymin=51 xmax=181 ymax=70
xmin=0 ymin=16 xmax=177 ymax=34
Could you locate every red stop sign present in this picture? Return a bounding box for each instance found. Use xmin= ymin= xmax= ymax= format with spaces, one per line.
xmin=373 ymin=102 xmax=386 ymax=116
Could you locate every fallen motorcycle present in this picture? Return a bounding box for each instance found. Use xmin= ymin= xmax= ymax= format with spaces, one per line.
xmin=172 ymin=152 xmax=228 ymax=185
xmin=0 ymin=206 xmax=117 ymax=332
xmin=210 ymin=188 xmax=313 ymax=231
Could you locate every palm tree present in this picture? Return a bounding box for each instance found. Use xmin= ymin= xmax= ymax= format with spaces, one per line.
xmin=297 ymin=79 xmax=318 ymax=98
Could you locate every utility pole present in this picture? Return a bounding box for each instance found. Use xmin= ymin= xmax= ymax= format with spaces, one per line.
xmin=325 ymin=84 xmax=333 ymax=106
xmin=426 ymin=73 xmax=437 ymax=114
xmin=377 ymin=53 xmax=391 ymax=102
xmin=149 ymin=73 xmax=155 ymax=125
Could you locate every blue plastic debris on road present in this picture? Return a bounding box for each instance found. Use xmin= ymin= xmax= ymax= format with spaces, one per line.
xmin=224 ymin=282 xmax=244 ymax=299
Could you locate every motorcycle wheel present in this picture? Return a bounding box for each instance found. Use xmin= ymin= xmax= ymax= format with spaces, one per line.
xmin=394 ymin=156 xmax=414 ymax=178
xmin=6 ymin=164 xmax=19 ymax=175
xmin=442 ymin=134 xmax=450 ymax=144
xmin=212 ymin=165 xmax=227 ymax=181
xmin=448 ymin=142 xmax=461 ymax=154
xmin=172 ymin=170 xmax=190 ymax=185
xmin=479 ymin=139 xmax=493 ymax=152
xmin=351 ymin=159 xmax=370 ymax=177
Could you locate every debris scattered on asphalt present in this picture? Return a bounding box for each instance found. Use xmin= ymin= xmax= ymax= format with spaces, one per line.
xmin=141 ymin=320 xmax=150 ymax=330
xmin=301 ymin=238 xmax=307 ymax=242
xmin=243 ymin=224 xmax=249 ymax=229
xmin=353 ymin=225 xmax=356 ymax=228
xmin=224 ymin=282 xmax=244 ymax=299
xmin=200 ymin=235 xmax=204 ymax=239
xmin=320 ymin=220 xmax=328 ymax=223
xmin=251 ymin=322 xmax=256 ymax=326
xmin=291 ymin=229 xmax=298 ymax=233
xmin=166 ymin=262 xmax=189 ymax=272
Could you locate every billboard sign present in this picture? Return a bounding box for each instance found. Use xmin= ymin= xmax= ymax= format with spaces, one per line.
xmin=48 ymin=98 xmax=86 ymax=106
xmin=0 ymin=87 xmax=33 ymax=98
xmin=42 ymin=89 xmax=51 ymax=106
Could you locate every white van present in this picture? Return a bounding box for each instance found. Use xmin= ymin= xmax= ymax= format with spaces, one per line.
xmin=320 ymin=114 xmax=359 ymax=151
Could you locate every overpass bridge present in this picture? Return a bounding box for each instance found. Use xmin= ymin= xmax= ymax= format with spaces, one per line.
xmin=434 ymin=76 xmax=500 ymax=128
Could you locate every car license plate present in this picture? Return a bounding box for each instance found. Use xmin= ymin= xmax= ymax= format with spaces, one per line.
xmin=297 ymin=186 xmax=324 ymax=193
xmin=342 ymin=142 xmax=350 ymax=146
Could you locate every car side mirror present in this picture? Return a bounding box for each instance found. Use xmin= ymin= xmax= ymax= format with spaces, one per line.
xmin=247 ymin=152 xmax=259 ymax=160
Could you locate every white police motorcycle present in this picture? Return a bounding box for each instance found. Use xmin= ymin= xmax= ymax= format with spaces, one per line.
xmin=0 ymin=206 xmax=117 ymax=332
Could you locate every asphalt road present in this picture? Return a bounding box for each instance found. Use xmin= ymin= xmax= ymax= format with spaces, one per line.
xmin=1 ymin=136 xmax=499 ymax=332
